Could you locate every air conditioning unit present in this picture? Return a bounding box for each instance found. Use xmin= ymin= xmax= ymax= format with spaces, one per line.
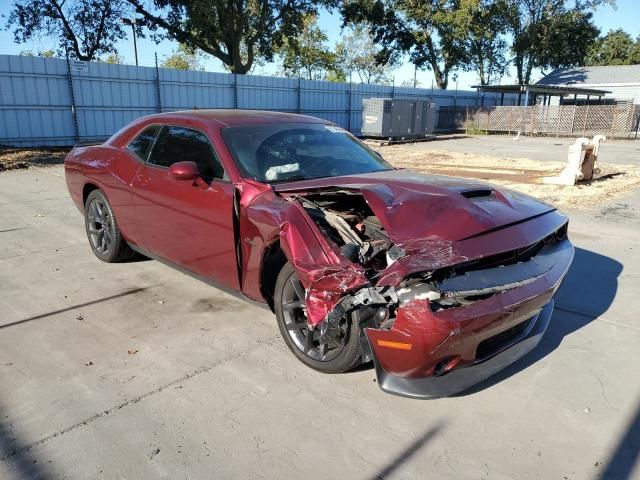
xmin=361 ymin=98 xmax=436 ymax=139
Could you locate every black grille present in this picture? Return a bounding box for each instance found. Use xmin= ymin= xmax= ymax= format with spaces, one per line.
xmin=476 ymin=318 xmax=531 ymax=360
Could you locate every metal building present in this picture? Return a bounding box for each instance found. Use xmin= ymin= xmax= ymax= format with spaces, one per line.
xmin=536 ymin=65 xmax=640 ymax=105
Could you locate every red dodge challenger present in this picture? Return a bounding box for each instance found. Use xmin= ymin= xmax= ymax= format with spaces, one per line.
xmin=65 ymin=110 xmax=574 ymax=398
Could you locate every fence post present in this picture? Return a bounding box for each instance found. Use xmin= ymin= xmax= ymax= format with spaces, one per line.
xmin=583 ymin=103 xmax=590 ymax=136
xmin=154 ymin=52 xmax=162 ymax=113
xmin=465 ymin=106 xmax=469 ymax=134
xmin=454 ymin=82 xmax=458 ymax=108
xmin=65 ymin=54 xmax=80 ymax=144
xmin=556 ymin=105 xmax=562 ymax=137
xmin=529 ymin=107 xmax=535 ymax=135
xmin=347 ymin=80 xmax=352 ymax=132
xmin=571 ymin=105 xmax=577 ymax=134
xmin=233 ymin=74 xmax=238 ymax=109
xmin=297 ymin=76 xmax=301 ymax=114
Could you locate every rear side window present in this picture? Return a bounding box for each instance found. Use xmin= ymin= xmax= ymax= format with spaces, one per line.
xmin=127 ymin=125 xmax=160 ymax=161
xmin=148 ymin=126 xmax=225 ymax=180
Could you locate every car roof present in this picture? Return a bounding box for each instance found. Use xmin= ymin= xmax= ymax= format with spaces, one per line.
xmin=149 ymin=109 xmax=332 ymax=127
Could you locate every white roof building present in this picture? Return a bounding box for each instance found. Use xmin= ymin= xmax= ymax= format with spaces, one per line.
xmin=537 ymin=65 xmax=640 ymax=104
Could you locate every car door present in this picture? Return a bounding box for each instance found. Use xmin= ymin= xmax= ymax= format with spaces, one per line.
xmin=130 ymin=125 xmax=239 ymax=291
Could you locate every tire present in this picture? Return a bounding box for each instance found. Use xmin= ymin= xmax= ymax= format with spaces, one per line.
xmin=84 ymin=189 xmax=135 ymax=263
xmin=274 ymin=262 xmax=362 ymax=374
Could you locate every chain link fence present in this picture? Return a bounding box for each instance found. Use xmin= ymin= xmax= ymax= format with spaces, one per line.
xmin=438 ymin=104 xmax=640 ymax=139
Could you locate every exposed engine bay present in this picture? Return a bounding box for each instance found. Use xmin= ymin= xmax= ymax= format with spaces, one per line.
xmin=280 ymin=188 xmax=569 ymax=332
xmin=290 ymin=190 xmax=405 ymax=274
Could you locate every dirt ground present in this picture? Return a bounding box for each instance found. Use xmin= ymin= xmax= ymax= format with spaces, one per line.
xmin=373 ymin=143 xmax=640 ymax=209
xmin=0 ymin=147 xmax=67 ymax=172
xmin=3 ymin=142 xmax=640 ymax=210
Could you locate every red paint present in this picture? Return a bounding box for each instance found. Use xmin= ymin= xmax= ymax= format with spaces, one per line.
xmin=168 ymin=161 xmax=199 ymax=181
xmin=65 ymin=110 xmax=573 ymax=384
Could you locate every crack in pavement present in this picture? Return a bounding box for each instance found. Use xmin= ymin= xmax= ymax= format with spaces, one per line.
xmin=0 ymin=334 xmax=281 ymax=463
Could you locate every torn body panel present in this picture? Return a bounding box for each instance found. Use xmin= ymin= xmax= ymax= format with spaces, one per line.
xmin=235 ymin=180 xmax=368 ymax=325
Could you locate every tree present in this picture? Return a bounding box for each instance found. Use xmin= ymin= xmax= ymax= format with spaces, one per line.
xmin=505 ymin=0 xmax=603 ymax=84
xmin=463 ymin=0 xmax=510 ymax=85
xmin=125 ymin=0 xmax=333 ymax=74
xmin=400 ymin=77 xmax=421 ymax=87
xmin=586 ymin=29 xmax=640 ymax=66
xmin=277 ymin=14 xmax=342 ymax=81
xmin=161 ymin=44 xmax=204 ymax=70
xmin=102 ymin=53 xmax=125 ymax=64
xmin=341 ymin=0 xmax=474 ymax=89
xmin=21 ymin=49 xmax=58 ymax=57
xmin=335 ymin=25 xmax=396 ymax=84
xmin=632 ymin=36 xmax=640 ymax=64
xmin=7 ymin=0 xmax=135 ymax=61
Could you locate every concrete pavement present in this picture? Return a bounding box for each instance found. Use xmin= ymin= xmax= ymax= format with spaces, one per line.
xmin=1 ymin=165 xmax=639 ymax=479
xmin=415 ymin=134 xmax=640 ymax=165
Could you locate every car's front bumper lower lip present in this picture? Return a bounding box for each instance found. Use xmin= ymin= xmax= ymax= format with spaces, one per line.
xmin=369 ymin=300 xmax=554 ymax=399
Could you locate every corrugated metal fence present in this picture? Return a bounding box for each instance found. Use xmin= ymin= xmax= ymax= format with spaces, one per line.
xmin=0 ymin=54 xmax=514 ymax=147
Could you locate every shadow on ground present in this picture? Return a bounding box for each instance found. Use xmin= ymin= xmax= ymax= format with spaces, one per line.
xmin=368 ymin=422 xmax=445 ymax=480
xmin=0 ymin=416 xmax=53 ymax=479
xmin=0 ymin=287 xmax=151 ymax=330
xmin=601 ymin=397 xmax=640 ymax=479
xmin=459 ymin=246 xmax=621 ymax=395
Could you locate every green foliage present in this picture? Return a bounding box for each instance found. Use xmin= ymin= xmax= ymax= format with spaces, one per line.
xmin=125 ymin=0 xmax=334 ymax=74
xmin=462 ymin=0 xmax=510 ymax=85
xmin=586 ymin=29 xmax=640 ymax=66
xmin=102 ymin=53 xmax=125 ymax=64
xmin=335 ymin=25 xmax=396 ymax=84
xmin=161 ymin=44 xmax=204 ymax=70
xmin=465 ymin=122 xmax=487 ymax=135
xmin=342 ymin=0 xmax=610 ymax=87
xmin=341 ymin=0 xmax=472 ymax=89
xmin=506 ymin=0 xmax=602 ymax=84
xmin=277 ymin=15 xmax=342 ymax=81
xmin=7 ymin=0 xmax=134 ymax=61
xmin=39 ymin=49 xmax=57 ymax=58
xmin=19 ymin=49 xmax=58 ymax=57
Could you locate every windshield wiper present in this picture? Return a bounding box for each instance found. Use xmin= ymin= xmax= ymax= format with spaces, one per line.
xmin=269 ymin=174 xmax=310 ymax=183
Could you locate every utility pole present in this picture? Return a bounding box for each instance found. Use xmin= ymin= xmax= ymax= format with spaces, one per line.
xmin=413 ymin=65 xmax=417 ymax=89
xmin=121 ymin=18 xmax=138 ymax=66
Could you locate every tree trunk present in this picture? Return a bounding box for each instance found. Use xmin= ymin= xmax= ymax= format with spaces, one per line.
xmin=515 ymin=56 xmax=524 ymax=84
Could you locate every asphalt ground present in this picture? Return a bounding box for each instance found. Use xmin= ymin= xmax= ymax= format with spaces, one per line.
xmin=1 ymin=161 xmax=639 ymax=479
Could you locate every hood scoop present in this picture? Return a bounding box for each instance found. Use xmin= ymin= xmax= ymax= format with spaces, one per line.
xmin=460 ymin=188 xmax=494 ymax=199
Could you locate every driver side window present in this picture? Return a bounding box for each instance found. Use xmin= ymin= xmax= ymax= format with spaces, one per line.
xmin=147 ymin=126 xmax=225 ymax=181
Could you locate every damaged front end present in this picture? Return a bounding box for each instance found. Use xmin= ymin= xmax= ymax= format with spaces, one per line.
xmin=273 ymin=185 xmax=574 ymax=398
xmin=239 ymin=178 xmax=573 ymax=398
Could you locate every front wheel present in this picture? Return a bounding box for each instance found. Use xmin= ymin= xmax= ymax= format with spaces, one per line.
xmin=84 ymin=189 xmax=135 ymax=263
xmin=274 ymin=262 xmax=362 ymax=373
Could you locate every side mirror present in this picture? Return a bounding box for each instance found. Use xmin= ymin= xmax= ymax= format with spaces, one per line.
xmin=168 ymin=161 xmax=199 ymax=181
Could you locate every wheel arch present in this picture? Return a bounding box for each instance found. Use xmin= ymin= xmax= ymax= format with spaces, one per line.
xmin=259 ymin=240 xmax=288 ymax=312
xmin=82 ymin=182 xmax=101 ymax=207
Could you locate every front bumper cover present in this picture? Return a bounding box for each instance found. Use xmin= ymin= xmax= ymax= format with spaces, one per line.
xmin=368 ymin=300 xmax=554 ymax=399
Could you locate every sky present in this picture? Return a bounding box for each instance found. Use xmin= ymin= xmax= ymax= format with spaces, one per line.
xmin=0 ymin=0 xmax=639 ymax=89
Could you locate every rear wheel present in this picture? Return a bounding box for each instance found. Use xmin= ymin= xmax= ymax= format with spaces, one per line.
xmin=274 ymin=262 xmax=362 ymax=373
xmin=84 ymin=189 xmax=135 ymax=263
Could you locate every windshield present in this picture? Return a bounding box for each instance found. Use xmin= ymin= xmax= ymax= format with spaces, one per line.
xmin=221 ymin=123 xmax=393 ymax=183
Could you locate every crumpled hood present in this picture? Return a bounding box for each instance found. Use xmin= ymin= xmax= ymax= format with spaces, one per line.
xmin=274 ymin=169 xmax=555 ymax=247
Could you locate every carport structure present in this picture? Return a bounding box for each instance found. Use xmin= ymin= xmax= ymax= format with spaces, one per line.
xmin=473 ymin=84 xmax=611 ymax=107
